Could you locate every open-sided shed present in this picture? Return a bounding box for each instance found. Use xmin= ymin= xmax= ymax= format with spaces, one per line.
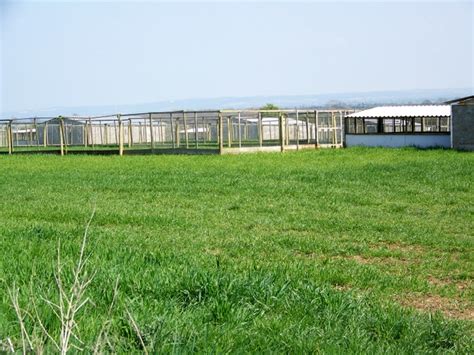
xmin=344 ymin=105 xmax=451 ymax=148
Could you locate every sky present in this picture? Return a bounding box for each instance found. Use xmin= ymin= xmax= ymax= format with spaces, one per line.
xmin=0 ymin=0 xmax=473 ymax=114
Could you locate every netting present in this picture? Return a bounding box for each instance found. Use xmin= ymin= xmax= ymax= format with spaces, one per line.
xmin=0 ymin=109 xmax=354 ymax=155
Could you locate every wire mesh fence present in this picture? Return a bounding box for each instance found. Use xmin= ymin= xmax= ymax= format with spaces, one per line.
xmin=0 ymin=109 xmax=354 ymax=155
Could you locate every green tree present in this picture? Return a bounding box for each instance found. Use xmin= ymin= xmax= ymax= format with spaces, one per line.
xmin=260 ymin=103 xmax=279 ymax=111
xmin=260 ymin=103 xmax=280 ymax=117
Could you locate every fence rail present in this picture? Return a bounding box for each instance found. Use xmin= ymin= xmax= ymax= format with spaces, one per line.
xmin=0 ymin=109 xmax=354 ymax=155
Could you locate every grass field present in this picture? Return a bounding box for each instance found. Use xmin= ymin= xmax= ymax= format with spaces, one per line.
xmin=0 ymin=148 xmax=472 ymax=352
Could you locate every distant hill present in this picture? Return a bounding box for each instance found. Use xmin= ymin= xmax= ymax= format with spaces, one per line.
xmin=3 ymin=88 xmax=472 ymax=118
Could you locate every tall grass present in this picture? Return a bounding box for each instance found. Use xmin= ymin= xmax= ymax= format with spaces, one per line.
xmin=0 ymin=148 xmax=472 ymax=352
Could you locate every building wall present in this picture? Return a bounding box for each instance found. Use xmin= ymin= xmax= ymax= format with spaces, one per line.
xmin=345 ymin=134 xmax=451 ymax=148
xmin=451 ymin=104 xmax=474 ymax=151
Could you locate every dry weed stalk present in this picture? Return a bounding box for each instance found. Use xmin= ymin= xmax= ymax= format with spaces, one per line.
xmin=8 ymin=207 xmax=97 ymax=354
xmin=126 ymin=307 xmax=149 ymax=355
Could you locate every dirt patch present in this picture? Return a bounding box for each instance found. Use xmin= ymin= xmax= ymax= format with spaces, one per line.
xmin=294 ymin=250 xmax=320 ymax=259
xmin=333 ymin=284 xmax=352 ymax=292
xmin=346 ymin=255 xmax=372 ymax=264
xmin=396 ymin=293 xmax=474 ymax=321
xmin=337 ymin=254 xmax=410 ymax=266
xmin=204 ymin=248 xmax=222 ymax=256
xmin=427 ymin=275 xmax=473 ymax=291
xmin=372 ymin=241 xmax=425 ymax=254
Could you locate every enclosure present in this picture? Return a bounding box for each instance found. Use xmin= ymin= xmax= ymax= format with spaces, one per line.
xmin=0 ymin=109 xmax=353 ymax=155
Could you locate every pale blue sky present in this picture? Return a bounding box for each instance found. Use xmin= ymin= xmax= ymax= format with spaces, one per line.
xmin=1 ymin=0 xmax=472 ymax=113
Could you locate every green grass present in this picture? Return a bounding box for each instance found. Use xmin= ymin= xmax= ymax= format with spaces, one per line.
xmin=0 ymin=148 xmax=472 ymax=352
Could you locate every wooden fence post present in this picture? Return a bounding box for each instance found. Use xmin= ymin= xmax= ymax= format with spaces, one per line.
xmin=218 ymin=111 xmax=223 ymax=154
xmin=238 ymin=112 xmax=242 ymax=148
xmin=89 ymin=118 xmax=94 ymax=148
xmin=138 ymin=122 xmax=142 ymax=144
xmin=44 ymin=122 xmax=48 ymax=147
xmin=113 ymin=120 xmax=118 ymax=144
xmin=339 ymin=111 xmax=345 ymax=147
xmin=128 ymin=119 xmax=132 ymax=148
xmin=104 ymin=123 xmax=108 ymax=145
xmin=315 ymin=110 xmax=319 ymax=148
xmin=84 ymin=120 xmax=88 ymax=147
xmin=194 ymin=112 xmax=198 ymax=149
xmin=7 ymin=120 xmax=13 ymax=154
xmin=118 ymin=114 xmax=124 ymax=156
xmin=258 ymin=112 xmax=263 ymax=147
xmin=244 ymin=119 xmax=248 ymax=141
xmin=176 ymin=119 xmax=180 ymax=147
xmin=59 ymin=116 xmax=65 ymax=156
xmin=304 ymin=112 xmax=310 ymax=144
xmin=29 ymin=123 xmax=33 ymax=146
xmin=33 ymin=118 xmax=39 ymax=148
xmin=202 ymin=117 xmax=206 ymax=143
xmin=170 ymin=113 xmax=175 ymax=148
xmin=279 ymin=113 xmax=285 ymax=152
xmin=296 ymin=109 xmax=300 ymax=150
xmin=227 ymin=116 xmax=231 ymax=148
xmin=183 ymin=111 xmax=189 ymax=149
xmin=149 ymin=113 xmax=154 ymax=150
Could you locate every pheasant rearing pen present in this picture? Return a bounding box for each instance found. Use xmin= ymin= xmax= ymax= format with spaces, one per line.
xmin=0 ymin=109 xmax=353 ymax=155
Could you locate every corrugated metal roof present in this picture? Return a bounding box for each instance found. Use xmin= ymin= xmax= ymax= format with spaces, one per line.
xmin=346 ymin=105 xmax=450 ymax=118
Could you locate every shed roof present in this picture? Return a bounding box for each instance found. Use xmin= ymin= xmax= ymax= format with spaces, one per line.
xmin=346 ymin=105 xmax=450 ymax=119
xmin=444 ymin=95 xmax=474 ymax=105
